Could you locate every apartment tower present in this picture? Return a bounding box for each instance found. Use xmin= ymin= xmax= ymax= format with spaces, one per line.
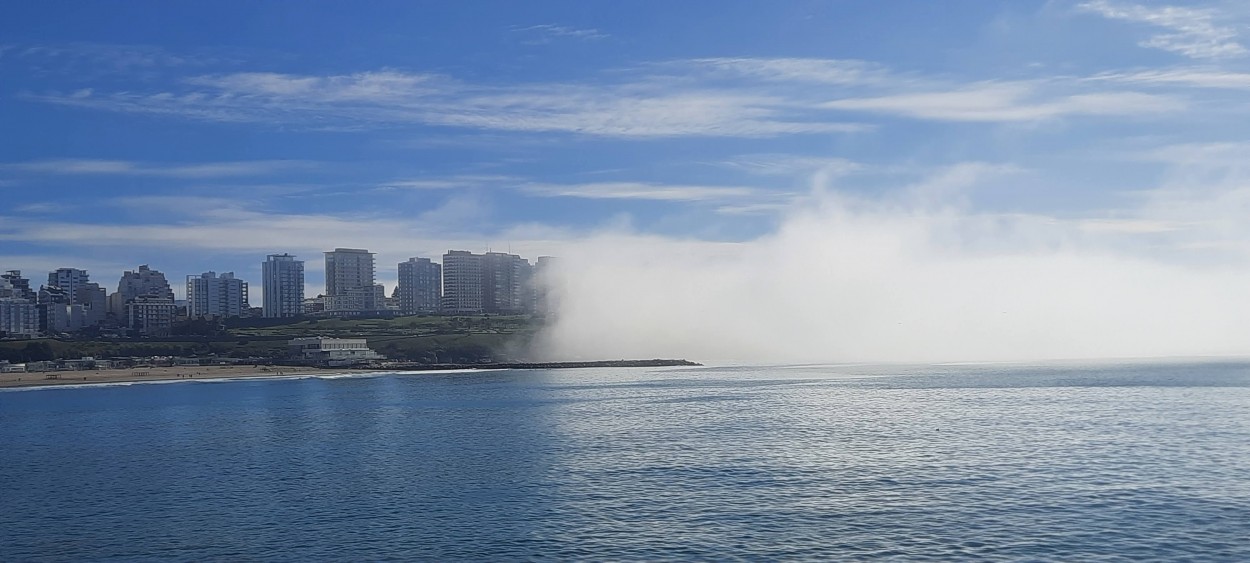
xmin=262 ymin=253 xmax=305 ymax=318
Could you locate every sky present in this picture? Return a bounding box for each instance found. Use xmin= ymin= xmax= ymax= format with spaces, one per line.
xmin=5 ymin=1 xmax=1250 ymax=361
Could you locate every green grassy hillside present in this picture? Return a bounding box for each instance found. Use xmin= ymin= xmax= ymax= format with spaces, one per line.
xmin=0 ymin=315 xmax=543 ymax=363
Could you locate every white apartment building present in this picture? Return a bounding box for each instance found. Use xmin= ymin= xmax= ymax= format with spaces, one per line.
xmin=262 ymin=253 xmax=304 ymax=318
xmin=441 ymin=250 xmax=483 ymax=314
xmin=186 ymin=271 xmax=249 ymax=318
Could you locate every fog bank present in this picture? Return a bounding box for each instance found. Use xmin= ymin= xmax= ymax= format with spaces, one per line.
xmin=534 ymin=191 xmax=1250 ymax=364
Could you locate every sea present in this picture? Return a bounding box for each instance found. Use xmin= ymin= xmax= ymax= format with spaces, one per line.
xmin=2 ymin=360 xmax=1249 ymax=561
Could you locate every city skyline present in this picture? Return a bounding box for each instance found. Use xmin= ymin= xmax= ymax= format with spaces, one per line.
xmin=1 ymin=247 xmax=541 ymax=303
xmin=6 ymin=1 xmax=1250 ymax=362
xmin=1 ymin=246 xmax=548 ymax=336
xmin=6 ymin=1 xmax=1250 ymax=299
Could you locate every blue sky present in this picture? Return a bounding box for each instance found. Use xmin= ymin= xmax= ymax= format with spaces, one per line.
xmin=4 ymin=0 xmax=1250 ymax=297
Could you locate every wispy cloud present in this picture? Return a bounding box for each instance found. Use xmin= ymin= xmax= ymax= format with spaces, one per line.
xmin=1 ymin=43 xmax=242 ymax=80
xmin=3 ymin=159 xmax=311 ymax=178
xmin=379 ymin=175 xmax=517 ymax=190
xmin=823 ymin=81 xmax=1183 ymax=121
xmin=683 ymin=57 xmax=889 ymax=85
xmin=1137 ymin=141 xmax=1250 ymax=166
xmin=512 ymin=24 xmax=608 ymax=43
xmin=1096 ymin=67 xmax=1250 ymax=89
xmin=22 ymin=52 xmax=1197 ymax=135
xmin=1078 ymin=218 xmax=1189 ymax=233
xmin=521 ymin=182 xmax=763 ymax=202
xmin=0 ymin=207 xmax=573 ymax=270
xmin=185 ymin=70 xmax=452 ymax=102
xmin=717 ymin=154 xmax=863 ymax=177
xmin=30 ymin=66 xmax=866 ymax=138
xmin=1077 ymin=1 xmax=1247 ymax=59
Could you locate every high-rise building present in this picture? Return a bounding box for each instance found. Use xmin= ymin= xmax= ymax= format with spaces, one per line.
xmin=111 ymin=265 xmax=175 ymax=315
xmin=126 ymin=295 xmax=176 ymax=337
xmin=397 ymin=257 xmax=441 ymax=314
xmin=37 ymin=285 xmax=84 ymax=334
xmin=186 ymin=272 xmax=249 ymax=318
xmin=2 ymin=270 xmax=35 ymax=301
xmin=441 ymin=251 xmax=483 ymax=314
xmin=111 ymin=265 xmax=176 ymax=334
xmin=482 ymin=252 xmax=532 ymax=314
xmin=262 ymin=253 xmax=305 ymax=318
xmin=41 ymin=268 xmax=107 ymax=328
xmin=441 ymin=250 xmax=534 ymax=314
xmin=47 ymin=268 xmax=88 ymax=299
xmin=533 ymin=256 xmax=559 ymax=316
xmin=324 ymin=248 xmax=383 ymax=314
xmin=0 ymin=276 xmax=38 ymax=337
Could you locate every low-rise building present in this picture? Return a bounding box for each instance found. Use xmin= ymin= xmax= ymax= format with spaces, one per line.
xmin=288 ymin=337 xmax=384 ymax=366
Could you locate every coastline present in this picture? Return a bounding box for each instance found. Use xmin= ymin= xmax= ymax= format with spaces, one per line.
xmin=0 ymin=359 xmax=701 ymax=390
xmin=0 ymin=365 xmax=347 ymax=390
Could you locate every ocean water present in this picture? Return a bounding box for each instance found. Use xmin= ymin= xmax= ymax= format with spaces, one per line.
xmin=2 ymin=361 xmax=1249 ymax=561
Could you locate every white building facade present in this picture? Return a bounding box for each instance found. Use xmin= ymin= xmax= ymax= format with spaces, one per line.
xmin=0 ymin=276 xmax=38 ymax=337
xmin=441 ymin=250 xmax=483 ymax=314
xmin=288 ymin=337 xmax=384 ymax=365
xmin=262 ymin=253 xmax=305 ymax=318
xmin=186 ymin=271 xmax=249 ymax=318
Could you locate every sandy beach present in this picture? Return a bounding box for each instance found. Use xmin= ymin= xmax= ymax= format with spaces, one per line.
xmin=0 ymin=365 xmax=365 ymax=389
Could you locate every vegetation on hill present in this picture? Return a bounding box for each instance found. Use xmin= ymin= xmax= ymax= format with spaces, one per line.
xmin=0 ymin=315 xmax=544 ymax=364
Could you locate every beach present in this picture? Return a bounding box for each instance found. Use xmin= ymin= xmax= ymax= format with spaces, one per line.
xmin=0 ymin=365 xmax=354 ymax=389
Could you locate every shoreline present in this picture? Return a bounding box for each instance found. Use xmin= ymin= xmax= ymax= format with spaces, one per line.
xmin=0 ymin=359 xmax=701 ymax=390
xmin=0 ymin=365 xmax=350 ymax=390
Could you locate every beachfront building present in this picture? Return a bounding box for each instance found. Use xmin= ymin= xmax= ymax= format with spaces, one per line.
xmin=397 ymin=257 xmax=441 ymax=314
xmin=262 ymin=253 xmax=304 ymax=318
xmin=109 ymin=265 xmax=176 ymax=336
xmin=43 ymin=268 xmax=107 ymax=328
xmin=125 ymin=295 xmax=176 ymax=337
xmin=37 ymin=285 xmax=87 ymax=334
xmin=483 ymin=252 xmax=532 ymax=314
xmin=288 ymin=336 xmax=384 ymax=366
xmin=186 ymin=272 xmax=249 ymax=318
xmin=441 ymin=250 xmax=483 ymax=314
xmin=441 ymin=250 xmax=535 ymax=314
xmin=0 ymin=279 xmax=38 ymax=337
xmin=324 ymin=248 xmax=384 ymax=315
xmin=110 ymin=265 xmax=175 ymax=317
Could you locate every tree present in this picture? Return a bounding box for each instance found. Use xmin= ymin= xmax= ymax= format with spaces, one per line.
xmin=21 ymin=341 xmax=55 ymax=362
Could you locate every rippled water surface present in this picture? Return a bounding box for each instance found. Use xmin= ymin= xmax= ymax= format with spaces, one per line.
xmin=3 ymin=361 xmax=1250 ymax=560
